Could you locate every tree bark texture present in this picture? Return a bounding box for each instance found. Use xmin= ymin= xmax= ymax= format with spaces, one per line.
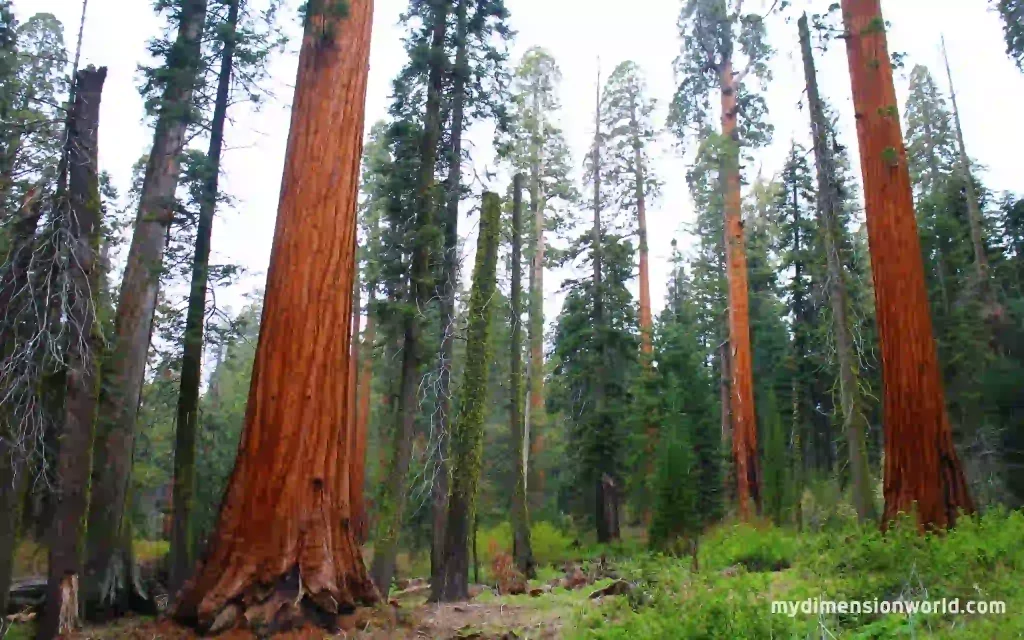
xmin=841 ymin=0 xmax=974 ymax=530
xmin=171 ymin=1 xmax=379 ymax=633
xmin=508 ymin=174 xmax=534 ymax=578
xmin=434 ymin=192 xmax=501 ymax=602
xmin=591 ymin=75 xmax=618 ymax=543
xmin=720 ymin=59 xmax=760 ymax=520
xmin=371 ymin=0 xmax=449 ymax=596
xmin=86 ymin=0 xmax=209 ymax=614
xmin=353 ymin=284 xmax=375 ymax=544
xmin=799 ymin=13 xmax=875 ymax=523
xmin=431 ymin=0 xmax=468 ymax=592
xmin=526 ymin=84 xmax=546 ymax=511
xmin=37 ymin=66 xmax=107 ymax=640
xmin=169 ymin=0 xmax=240 ymax=595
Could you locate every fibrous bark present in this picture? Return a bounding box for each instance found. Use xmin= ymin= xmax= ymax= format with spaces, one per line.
xmin=841 ymin=0 xmax=974 ymax=530
xmin=371 ymin=0 xmax=449 ymax=597
xmin=434 ymin=191 xmax=501 ymax=602
xmin=720 ymin=59 xmax=760 ymax=520
xmin=37 ymin=66 xmax=107 ymax=640
xmin=799 ymin=13 xmax=875 ymax=523
xmin=508 ymin=174 xmax=534 ymax=578
xmin=171 ymin=1 xmax=378 ymax=633
xmin=86 ymin=0 xmax=209 ymax=615
xmin=169 ymin=0 xmax=240 ymax=594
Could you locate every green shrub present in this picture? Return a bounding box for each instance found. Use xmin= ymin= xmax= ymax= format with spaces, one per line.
xmin=700 ymin=521 xmax=797 ymax=572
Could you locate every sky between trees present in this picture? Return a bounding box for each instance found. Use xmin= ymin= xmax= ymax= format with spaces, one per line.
xmin=21 ymin=0 xmax=1024 ymax=336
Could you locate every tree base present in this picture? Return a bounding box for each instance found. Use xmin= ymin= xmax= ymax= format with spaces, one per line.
xmin=176 ymin=564 xmax=377 ymax=637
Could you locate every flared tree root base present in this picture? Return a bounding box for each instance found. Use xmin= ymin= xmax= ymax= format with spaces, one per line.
xmin=175 ymin=564 xmax=378 ymax=637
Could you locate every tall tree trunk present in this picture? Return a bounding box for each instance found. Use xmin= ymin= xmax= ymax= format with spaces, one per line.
xmin=799 ymin=13 xmax=875 ymax=523
xmin=718 ymin=341 xmax=733 ymax=501
xmin=841 ymin=0 xmax=974 ymax=531
xmin=591 ymin=72 xmax=617 ymax=543
xmin=526 ymin=84 xmax=545 ymax=512
xmin=371 ymin=0 xmax=449 ymax=596
xmin=353 ymin=281 xmax=375 ymax=544
xmin=630 ymin=103 xmax=652 ymax=357
xmin=719 ymin=59 xmax=760 ymax=520
xmin=508 ymin=174 xmax=534 ymax=577
xmin=86 ymin=0 xmax=209 ymax=614
xmin=940 ymin=38 xmax=988 ymax=287
xmin=431 ymin=0 xmax=468 ymax=591
xmin=37 ymin=66 xmax=107 ymax=640
xmin=170 ymin=1 xmax=379 ymax=633
xmin=434 ymin=191 xmax=501 ymax=602
xmin=349 ymin=260 xmax=368 ymax=545
xmin=169 ymin=0 xmax=240 ymax=596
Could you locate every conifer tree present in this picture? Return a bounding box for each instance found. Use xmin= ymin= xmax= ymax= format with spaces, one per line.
xmin=371 ymin=0 xmax=452 ymax=596
xmin=669 ymin=0 xmax=778 ymax=519
xmin=600 ymin=61 xmax=659 ymax=357
xmin=435 ymin=191 xmax=501 ymax=602
xmin=502 ymin=48 xmax=576 ymax=512
xmin=171 ymin=0 xmax=378 ymax=632
xmin=798 ymin=13 xmax=875 ymax=521
xmin=507 ymin=174 xmax=534 ymax=577
xmin=87 ymin=0 xmax=211 ymax=613
xmin=37 ymin=65 xmax=107 ymax=640
xmin=996 ymin=0 xmax=1024 ymax=70
xmin=841 ymin=0 xmax=974 ymax=530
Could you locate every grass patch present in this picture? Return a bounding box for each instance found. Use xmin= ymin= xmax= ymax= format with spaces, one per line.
xmin=565 ymin=509 xmax=1024 ymax=639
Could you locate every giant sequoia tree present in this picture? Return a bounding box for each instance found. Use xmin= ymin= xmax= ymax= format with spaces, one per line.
xmin=600 ymin=61 xmax=659 ymax=357
xmin=841 ymin=0 xmax=974 ymax=530
xmin=669 ymin=0 xmax=775 ymax=519
xmin=171 ymin=0 xmax=378 ymax=632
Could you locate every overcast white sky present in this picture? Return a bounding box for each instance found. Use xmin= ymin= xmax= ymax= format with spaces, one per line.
xmin=18 ymin=0 xmax=1024 ymax=336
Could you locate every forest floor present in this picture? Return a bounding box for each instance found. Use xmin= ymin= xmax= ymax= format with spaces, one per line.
xmin=7 ymin=509 xmax=1024 ymax=639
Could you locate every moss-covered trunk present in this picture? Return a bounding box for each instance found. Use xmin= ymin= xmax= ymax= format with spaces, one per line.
xmin=434 ymin=192 xmax=501 ymax=602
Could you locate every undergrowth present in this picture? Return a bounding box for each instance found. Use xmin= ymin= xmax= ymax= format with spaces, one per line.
xmin=565 ymin=509 xmax=1024 ymax=639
